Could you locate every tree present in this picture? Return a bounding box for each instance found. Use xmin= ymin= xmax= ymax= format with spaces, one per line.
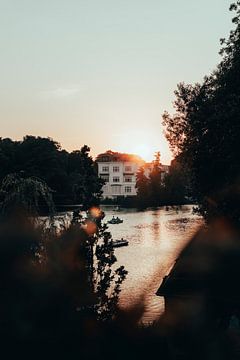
xmin=148 ymin=152 xmax=163 ymax=206
xmin=87 ymin=209 xmax=128 ymax=321
xmin=0 ymin=138 xmax=18 ymax=179
xmin=162 ymin=3 xmax=240 ymax=222
xmin=163 ymin=157 xmax=191 ymax=205
xmin=68 ymin=146 xmax=104 ymax=209
xmin=0 ymin=174 xmax=127 ymax=325
xmin=42 ymin=207 xmax=128 ymax=323
xmin=0 ymin=173 xmax=55 ymax=219
xmin=0 ymin=136 xmax=104 ymax=209
xmin=17 ymin=136 xmax=67 ymax=187
xmin=136 ymin=166 xmax=150 ymax=209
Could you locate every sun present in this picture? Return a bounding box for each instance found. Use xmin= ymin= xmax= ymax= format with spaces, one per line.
xmin=114 ymin=130 xmax=172 ymax=164
xmin=130 ymin=144 xmax=154 ymax=162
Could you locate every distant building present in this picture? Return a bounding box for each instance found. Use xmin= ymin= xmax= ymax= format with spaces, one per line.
xmin=96 ymin=151 xmax=144 ymax=199
xmin=96 ymin=150 xmax=169 ymax=199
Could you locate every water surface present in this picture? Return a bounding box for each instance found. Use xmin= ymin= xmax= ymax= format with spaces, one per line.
xmin=103 ymin=205 xmax=202 ymax=323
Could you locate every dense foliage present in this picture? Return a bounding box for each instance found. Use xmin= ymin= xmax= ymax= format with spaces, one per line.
xmin=0 ymin=173 xmax=55 ymax=218
xmin=0 ymin=136 xmax=104 ymax=209
xmin=135 ymin=152 xmax=189 ymax=209
xmin=162 ymin=3 xmax=240 ymax=222
xmin=0 ymin=154 xmax=127 ymax=323
xmin=0 ymin=206 xmax=128 ymax=352
xmin=62 ymin=208 xmax=128 ymax=321
xmin=0 ymin=171 xmax=128 ymax=321
xmin=2 ymin=201 xmax=240 ymax=360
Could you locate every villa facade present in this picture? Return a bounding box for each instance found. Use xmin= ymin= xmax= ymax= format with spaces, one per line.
xmin=96 ymin=151 xmax=169 ymax=199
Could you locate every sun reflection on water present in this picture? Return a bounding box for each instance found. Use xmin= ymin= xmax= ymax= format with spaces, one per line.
xmin=103 ymin=205 xmax=202 ymax=323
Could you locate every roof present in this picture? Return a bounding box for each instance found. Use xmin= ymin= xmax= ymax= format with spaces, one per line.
xmin=95 ymin=150 xmax=144 ymax=164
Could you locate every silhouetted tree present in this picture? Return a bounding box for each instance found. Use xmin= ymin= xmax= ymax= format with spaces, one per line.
xmin=0 ymin=173 xmax=55 ymax=219
xmin=148 ymin=152 xmax=163 ymax=206
xmin=17 ymin=136 xmax=68 ymax=195
xmin=68 ymin=146 xmax=104 ymax=209
xmin=163 ymin=157 xmax=191 ymax=205
xmin=0 ymin=137 xmax=103 ymax=209
xmin=136 ymin=166 xmax=150 ymax=209
xmin=0 ymin=138 xmax=18 ymax=178
xmin=136 ymin=152 xmax=189 ymax=208
xmin=162 ymin=3 xmax=240 ymax=222
xmin=42 ymin=207 xmax=128 ymax=323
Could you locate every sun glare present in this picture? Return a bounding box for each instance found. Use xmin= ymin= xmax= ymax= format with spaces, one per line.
xmin=113 ymin=129 xmax=172 ymax=164
xmin=131 ymin=144 xmax=154 ymax=162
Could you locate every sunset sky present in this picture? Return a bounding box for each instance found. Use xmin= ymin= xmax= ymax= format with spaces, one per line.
xmin=0 ymin=0 xmax=233 ymax=163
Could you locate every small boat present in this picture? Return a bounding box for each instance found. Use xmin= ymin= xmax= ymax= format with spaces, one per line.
xmin=113 ymin=206 xmax=121 ymax=211
xmin=108 ymin=216 xmax=124 ymax=224
xmin=112 ymin=239 xmax=129 ymax=248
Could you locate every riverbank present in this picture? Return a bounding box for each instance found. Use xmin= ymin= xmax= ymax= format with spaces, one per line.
xmin=101 ymin=196 xmax=196 ymax=209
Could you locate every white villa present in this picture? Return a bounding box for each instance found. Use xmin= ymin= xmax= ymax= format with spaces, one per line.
xmin=96 ymin=150 xmax=169 ymax=199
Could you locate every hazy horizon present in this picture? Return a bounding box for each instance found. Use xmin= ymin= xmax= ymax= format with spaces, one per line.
xmin=0 ymin=0 xmax=233 ymax=163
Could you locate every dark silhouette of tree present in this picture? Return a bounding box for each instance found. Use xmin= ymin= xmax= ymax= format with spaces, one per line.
xmin=135 ymin=152 xmax=190 ymax=208
xmin=148 ymin=152 xmax=163 ymax=207
xmin=162 ymin=3 xmax=240 ymax=222
xmin=89 ymin=210 xmax=128 ymax=321
xmin=68 ymin=146 xmax=104 ymax=209
xmin=42 ymin=207 xmax=128 ymax=323
xmin=136 ymin=166 xmax=150 ymax=209
xmin=0 ymin=138 xmax=18 ymax=178
xmin=0 ymin=173 xmax=55 ymax=218
xmin=0 ymin=136 xmax=103 ymax=209
xmin=163 ymin=157 xmax=191 ymax=205
xmin=0 ymin=174 xmax=127 ymax=329
xmin=17 ymin=136 xmax=68 ymax=195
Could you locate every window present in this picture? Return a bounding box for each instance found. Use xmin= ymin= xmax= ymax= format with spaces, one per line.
xmin=113 ymin=176 xmax=120 ymax=183
xmin=125 ymin=186 xmax=132 ymax=193
xmin=102 ymin=156 xmax=110 ymax=162
xmin=113 ymin=166 xmax=119 ymax=172
xmin=100 ymin=174 xmax=109 ymax=182
xmin=125 ymin=166 xmax=132 ymax=172
xmin=124 ymin=176 xmax=132 ymax=183
xmin=102 ymin=166 xmax=109 ymax=172
xmin=112 ymin=185 xmax=121 ymax=195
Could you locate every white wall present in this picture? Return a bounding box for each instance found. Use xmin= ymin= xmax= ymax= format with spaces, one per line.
xmin=98 ymin=161 xmax=140 ymax=198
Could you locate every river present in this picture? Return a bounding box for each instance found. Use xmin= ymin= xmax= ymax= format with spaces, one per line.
xmin=103 ymin=205 xmax=203 ymax=323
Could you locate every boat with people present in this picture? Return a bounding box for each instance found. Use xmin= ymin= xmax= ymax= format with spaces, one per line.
xmin=112 ymin=238 xmax=129 ymax=248
xmin=108 ymin=216 xmax=124 ymax=224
